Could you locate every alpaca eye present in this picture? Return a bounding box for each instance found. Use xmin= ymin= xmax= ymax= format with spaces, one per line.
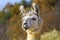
xmin=32 ymin=18 xmax=36 ymax=21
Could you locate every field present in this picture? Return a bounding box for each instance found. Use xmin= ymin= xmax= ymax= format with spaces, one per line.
xmin=41 ymin=29 xmax=60 ymax=40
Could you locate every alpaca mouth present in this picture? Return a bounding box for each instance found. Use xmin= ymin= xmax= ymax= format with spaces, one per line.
xmin=24 ymin=26 xmax=29 ymax=30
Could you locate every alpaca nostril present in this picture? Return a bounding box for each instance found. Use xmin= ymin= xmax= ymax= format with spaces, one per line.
xmin=24 ymin=23 xmax=27 ymax=25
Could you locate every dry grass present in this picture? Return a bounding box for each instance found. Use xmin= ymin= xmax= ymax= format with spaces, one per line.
xmin=41 ymin=29 xmax=60 ymax=40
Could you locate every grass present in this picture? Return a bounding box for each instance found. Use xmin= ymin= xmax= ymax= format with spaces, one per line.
xmin=41 ymin=29 xmax=60 ymax=40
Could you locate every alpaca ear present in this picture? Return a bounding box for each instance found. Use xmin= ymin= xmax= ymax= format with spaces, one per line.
xmin=19 ymin=5 xmax=25 ymax=15
xmin=32 ymin=3 xmax=39 ymax=13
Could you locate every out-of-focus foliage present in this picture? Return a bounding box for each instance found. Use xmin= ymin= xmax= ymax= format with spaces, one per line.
xmin=19 ymin=0 xmax=27 ymax=7
xmin=33 ymin=0 xmax=58 ymax=6
xmin=33 ymin=0 xmax=58 ymax=10
xmin=19 ymin=0 xmax=32 ymax=7
xmin=0 ymin=11 xmax=12 ymax=23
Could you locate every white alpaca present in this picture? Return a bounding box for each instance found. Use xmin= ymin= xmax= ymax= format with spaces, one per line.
xmin=19 ymin=3 xmax=44 ymax=40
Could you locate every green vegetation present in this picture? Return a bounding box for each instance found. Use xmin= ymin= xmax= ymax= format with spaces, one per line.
xmin=0 ymin=0 xmax=32 ymax=23
xmin=0 ymin=11 xmax=12 ymax=23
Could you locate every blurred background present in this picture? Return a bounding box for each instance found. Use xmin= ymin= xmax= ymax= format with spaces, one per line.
xmin=0 ymin=0 xmax=60 ymax=40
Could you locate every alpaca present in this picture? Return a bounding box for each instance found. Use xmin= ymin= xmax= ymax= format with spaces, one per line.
xmin=19 ymin=3 xmax=44 ymax=40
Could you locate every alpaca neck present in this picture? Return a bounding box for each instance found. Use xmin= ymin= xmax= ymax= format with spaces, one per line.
xmin=26 ymin=30 xmax=40 ymax=40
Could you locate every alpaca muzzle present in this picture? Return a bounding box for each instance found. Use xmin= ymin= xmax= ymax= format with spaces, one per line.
xmin=23 ymin=22 xmax=29 ymax=30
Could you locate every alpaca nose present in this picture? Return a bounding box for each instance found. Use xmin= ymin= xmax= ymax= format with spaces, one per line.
xmin=24 ymin=22 xmax=27 ymax=25
xmin=24 ymin=22 xmax=29 ymax=30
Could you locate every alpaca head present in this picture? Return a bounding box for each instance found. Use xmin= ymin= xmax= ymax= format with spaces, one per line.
xmin=19 ymin=3 xmax=43 ymax=32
